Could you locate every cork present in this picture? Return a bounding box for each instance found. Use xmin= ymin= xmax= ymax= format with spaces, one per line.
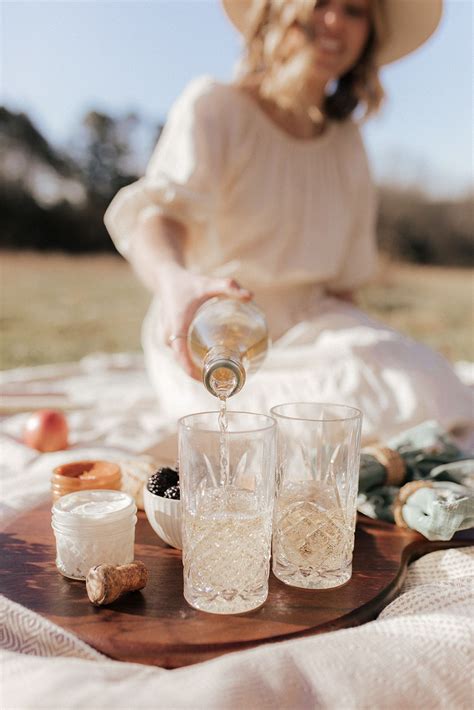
xmin=86 ymin=561 xmax=148 ymax=606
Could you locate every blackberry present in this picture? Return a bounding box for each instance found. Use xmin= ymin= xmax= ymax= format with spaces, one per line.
xmin=147 ymin=467 xmax=179 ymax=497
xmin=163 ymin=485 xmax=180 ymax=500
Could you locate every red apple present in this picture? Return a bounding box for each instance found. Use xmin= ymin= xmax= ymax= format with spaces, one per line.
xmin=23 ymin=409 xmax=69 ymax=452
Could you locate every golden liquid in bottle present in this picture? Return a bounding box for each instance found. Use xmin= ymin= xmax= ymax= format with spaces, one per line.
xmin=187 ymin=298 xmax=269 ymax=398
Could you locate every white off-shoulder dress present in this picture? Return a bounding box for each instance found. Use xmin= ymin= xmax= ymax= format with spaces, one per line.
xmin=105 ymin=76 xmax=473 ymax=444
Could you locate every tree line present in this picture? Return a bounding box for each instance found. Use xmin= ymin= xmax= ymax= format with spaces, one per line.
xmin=0 ymin=106 xmax=472 ymax=265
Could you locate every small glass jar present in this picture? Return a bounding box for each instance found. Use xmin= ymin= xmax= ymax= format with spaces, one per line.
xmin=51 ymin=460 xmax=121 ymax=502
xmin=51 ymin=490 xmax=137 ymax=580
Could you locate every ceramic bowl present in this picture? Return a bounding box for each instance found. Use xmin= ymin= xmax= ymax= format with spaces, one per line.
xmin=143 ymin=486 xmax=182 ymax=549
xmin=51 ymin=460 xmax=121 ymax=502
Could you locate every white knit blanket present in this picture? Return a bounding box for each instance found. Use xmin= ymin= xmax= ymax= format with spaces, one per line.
xmin=1 ymin=354 xmax=473 ymax=709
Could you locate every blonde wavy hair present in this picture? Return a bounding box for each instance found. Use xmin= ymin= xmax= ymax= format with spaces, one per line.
xmin=236 ymin=0 xmax=386 ymax=121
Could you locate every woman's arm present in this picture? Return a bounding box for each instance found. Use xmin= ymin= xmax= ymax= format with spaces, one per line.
xmin=129 ymin=210 xmax=252 ymax=378
xmin=129 ymin=210 xmax=188 ymax=293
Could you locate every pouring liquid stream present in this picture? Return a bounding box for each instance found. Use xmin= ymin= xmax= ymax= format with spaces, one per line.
xmin=218 ymin=396 xmax=229 ymax=486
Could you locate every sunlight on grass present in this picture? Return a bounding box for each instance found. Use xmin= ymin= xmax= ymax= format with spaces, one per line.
xmin=1 ymin=252 xmax=472 ymax=370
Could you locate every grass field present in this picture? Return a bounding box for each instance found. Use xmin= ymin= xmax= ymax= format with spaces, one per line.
xmin=1 ymin=251 xmax=472 ymax=370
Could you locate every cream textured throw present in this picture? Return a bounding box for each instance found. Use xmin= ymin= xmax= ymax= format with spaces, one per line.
xmin=1 ymin=547 xmax=473 ymax=709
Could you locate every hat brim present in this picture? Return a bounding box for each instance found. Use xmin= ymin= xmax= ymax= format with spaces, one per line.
xmin=221 ymin=0 xmax=443 ymax=67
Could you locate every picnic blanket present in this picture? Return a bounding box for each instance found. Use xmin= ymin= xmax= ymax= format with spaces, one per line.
xmin=1 ymin=353 xmax=473 ymax=709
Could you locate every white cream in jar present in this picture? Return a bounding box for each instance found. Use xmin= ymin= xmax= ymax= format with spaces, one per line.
xmin=51 ymin=489 xmax=137 ymax=580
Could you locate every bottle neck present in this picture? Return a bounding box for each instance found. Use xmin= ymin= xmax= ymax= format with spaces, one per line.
xmin=202 ymin=346 xmax=246 ymax=398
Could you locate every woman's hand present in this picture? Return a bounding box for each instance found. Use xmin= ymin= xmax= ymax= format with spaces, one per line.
xmin=128 ymin=211 xmax=252 ymax=379
xmin=159 ymin=268 xmax=253 ymax=379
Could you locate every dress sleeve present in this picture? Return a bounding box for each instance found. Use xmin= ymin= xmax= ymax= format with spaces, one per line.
xmin=104 ymin=77 xmax=224 ymax=256
xmin=327 ymin=129 xmax=378 ymax=291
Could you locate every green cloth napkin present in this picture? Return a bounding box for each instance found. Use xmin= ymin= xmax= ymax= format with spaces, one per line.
xmin=357 ymin=421 xmax=474 ymax=541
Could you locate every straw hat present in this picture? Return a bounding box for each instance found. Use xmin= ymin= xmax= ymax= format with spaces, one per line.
xmin=221 ymin=0 xmax=443 ymax=66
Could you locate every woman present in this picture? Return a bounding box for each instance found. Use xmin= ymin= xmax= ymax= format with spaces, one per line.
xmin=105 ymin=0 xmax=473 ymax=444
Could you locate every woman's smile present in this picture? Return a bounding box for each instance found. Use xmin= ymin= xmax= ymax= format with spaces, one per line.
xmin=312 ymin=0 xmax=371 ymax=78
xmin=316 ymin=36 xmax=344 ymax=55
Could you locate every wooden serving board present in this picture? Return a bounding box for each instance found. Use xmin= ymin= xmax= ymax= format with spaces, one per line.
xmin=1 ymin=502 xmax=472 ymax=668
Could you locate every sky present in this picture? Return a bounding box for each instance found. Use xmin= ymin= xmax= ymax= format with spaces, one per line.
xmin=1 ymin=0 xmax=473 ymax=197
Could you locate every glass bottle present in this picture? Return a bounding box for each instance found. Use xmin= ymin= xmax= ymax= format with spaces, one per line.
xmin=187 ymin=297 xmax=269 ymax=398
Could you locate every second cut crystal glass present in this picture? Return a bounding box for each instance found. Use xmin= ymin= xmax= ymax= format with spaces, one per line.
xmin=270 ymin=403 xmax=362 ymax=589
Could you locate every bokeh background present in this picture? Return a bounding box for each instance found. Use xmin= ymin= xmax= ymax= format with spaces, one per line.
xmin=1 ymin=0 xmax=473 ymax=369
